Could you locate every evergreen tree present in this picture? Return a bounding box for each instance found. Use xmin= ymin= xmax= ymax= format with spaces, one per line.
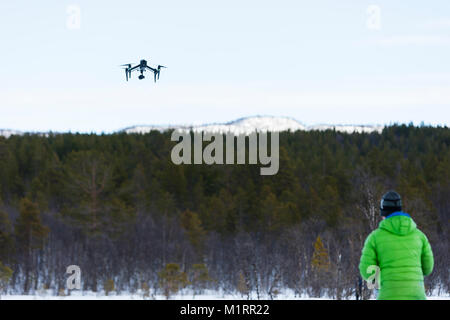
xmin=311 ymin=235 xmax=331 ymax=297
xmin=189 ymin=263 xmax=213 ymax=295
xmin=0 ymin=210 xmax=13 ymax=262
xmin=103 ymin=279 xmax=115 ymax=296
xmin=237 ymin=271 xmax=249 ymax=299
xmin=311 ymin=236 xmax=330 ymax=272
xmin=14 ymin=198 xmax=49 ymax=293
xmin=158 ymin=263 xmax=189 ymax=299
xmin=181 ymin=209 xmax=206 ymax=255
xmin=62 ymin=150 xmax=134 ymax=237
xmin=0 ymin=261 xmax=13 ymax=294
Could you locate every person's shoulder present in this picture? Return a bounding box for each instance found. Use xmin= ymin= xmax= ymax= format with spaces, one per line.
xmin=413 ymin=227 xmax=429 ymax=242
xmin=365 ymin=228 xmax=382 ymax=244
xmin=370 ymin=228 xmax=382 ymax=236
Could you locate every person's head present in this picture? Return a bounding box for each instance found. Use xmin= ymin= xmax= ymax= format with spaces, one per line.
xmin=380 ymin=191 xmax=402 ymax=217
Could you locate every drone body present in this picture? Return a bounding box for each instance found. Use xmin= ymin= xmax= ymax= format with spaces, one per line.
xmin=121 ymin=59 xmax=166 ymax=82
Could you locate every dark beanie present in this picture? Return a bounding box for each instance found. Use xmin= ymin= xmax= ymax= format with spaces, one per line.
xmin=380 ymin=191 xmax=402 ymax=217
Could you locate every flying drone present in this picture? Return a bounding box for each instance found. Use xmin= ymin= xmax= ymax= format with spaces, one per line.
xmin=120 ymin=59 xmax=167 ymax=82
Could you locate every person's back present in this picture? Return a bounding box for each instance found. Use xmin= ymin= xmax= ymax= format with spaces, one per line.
xmin=359 ymin=191 xmax=434 ymax=300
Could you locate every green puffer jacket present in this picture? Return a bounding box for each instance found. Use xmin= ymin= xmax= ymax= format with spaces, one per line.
xmin=359 ymin=212 xmax=434 ymax=300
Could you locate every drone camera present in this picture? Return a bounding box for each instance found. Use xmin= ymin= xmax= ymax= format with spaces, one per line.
xmin=138 ymin=75 xmax=145 ymax=80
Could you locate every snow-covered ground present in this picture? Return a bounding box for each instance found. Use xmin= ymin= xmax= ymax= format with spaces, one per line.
xmin=1 ymin=289 xmax=448 ymax=300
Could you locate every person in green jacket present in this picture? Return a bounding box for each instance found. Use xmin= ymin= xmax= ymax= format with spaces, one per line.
xmin=359 ymin=191 xmax=434 ymax=300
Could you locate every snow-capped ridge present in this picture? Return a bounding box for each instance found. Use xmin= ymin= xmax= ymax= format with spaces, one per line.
xmin=0 ymin=129 xmax=23 ymax=138
xmin=123 ymin=116 xmax=384 ymax=135
xmin=0 ymin=116 xmax=385 ymax=137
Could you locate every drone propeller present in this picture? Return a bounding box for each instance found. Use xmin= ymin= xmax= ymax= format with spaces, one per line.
xmin=120 ymin=64 xmax=132 ymax=81
xmin=157 ymin=65 xmax=167 ymax=69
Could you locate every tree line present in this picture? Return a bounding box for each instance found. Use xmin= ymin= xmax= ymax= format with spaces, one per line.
xmin=0 ymin=124 xmax=448 ymax=298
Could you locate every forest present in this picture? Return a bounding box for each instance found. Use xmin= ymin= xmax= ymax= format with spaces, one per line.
xmin=0 ymin=124 xmax=448 ymax=299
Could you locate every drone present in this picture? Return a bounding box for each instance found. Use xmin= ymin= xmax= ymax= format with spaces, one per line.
xmin=120 ymin=59 xmax=167 ymax=82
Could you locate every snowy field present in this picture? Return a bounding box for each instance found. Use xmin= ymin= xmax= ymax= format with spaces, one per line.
xmin=1 ymin=289 xmax=448 ymax=300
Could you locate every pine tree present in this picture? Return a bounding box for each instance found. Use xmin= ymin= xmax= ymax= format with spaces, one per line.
xmin=236 ymin=271 xmax=249 ymax=298
xmin=103 ymin=278 xmax=115 ymax=296
xmin=158 ymin=263 xmax=189 ymax=299
xmin=62 ymin=150 xmax=134 ymax=238
xmin=0 ymin=210 xmax=13 ymax=262
xmin=0 ymin=261 xmax=13 ymax=294
xmin=141 ymin=281 xmax=150 ymax=299
xmin=311 ymin=236 xmax=330 ymax=272
xmin=180 ymin=210 xmax=206 ymax=254
xmin=190 ymin=263 xmax=213 ymax=295
xmin=62 ymin=150 xmax=112 ymax=235
xmin=14 ymin=198 xmax=49 ymax=293
xmin=310 ymin=235 xmax=331 ymax=297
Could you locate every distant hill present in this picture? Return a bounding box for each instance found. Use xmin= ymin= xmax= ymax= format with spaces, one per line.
xmin=122 ymin=116 xmax=384 ymax=135
xmin=1 ymin=116 xmax=384 ymax=137
xmin=0 ymin=129 xmax=23 ymax=138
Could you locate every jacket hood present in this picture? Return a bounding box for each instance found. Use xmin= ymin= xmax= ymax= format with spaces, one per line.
xmin=379 ymin=212 xmax=416 ymax=236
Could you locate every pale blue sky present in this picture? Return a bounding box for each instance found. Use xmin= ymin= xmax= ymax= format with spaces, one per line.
xmin=1 ymin=0 xmax=449 ymax=133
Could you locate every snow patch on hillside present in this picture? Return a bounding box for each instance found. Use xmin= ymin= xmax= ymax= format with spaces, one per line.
xmin=0 ymin=116 xmax=385 ymax=137
xmin=122 ymin=116 xmax=384 ymax=135
xmin=0 ymin=129 xmax=22 ymax=138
